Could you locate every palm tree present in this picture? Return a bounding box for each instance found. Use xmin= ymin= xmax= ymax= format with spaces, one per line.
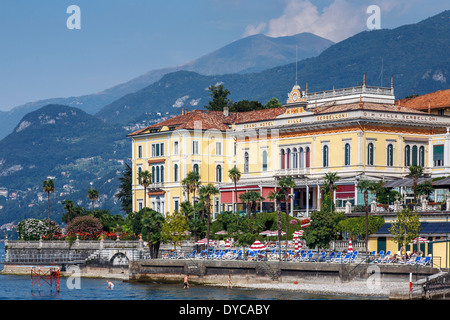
xmin=138 ymin=170 xmax=152 ymax=208
xmin=268 ymin=189 xmax=285 ymax=260
xmin=408 ymin=165 xmax=424 ymax=205
xmin=324 ymin=172 xmax=340 ymax=213
xmin=228 ymin=167 xmax=241 ymax=213
xmin=42 ymin=179 xmax=55 ymax=220
xmin=188 ymin=171 xmax=201 ymax=204
xmin=62 ymin=199 xmax=74 ymax=225
xmin=239 ymin=192 xmax=253 ymax=219
xmin=357 ymin=179 xmax=377 ymax=252
xmin=182 ymin=171 xmax=200 ymax=205
xmin=199 ymin=184 xmax=219 ymax=254
xmin=87 ymin=188 xmax=99 ymax=213
xmin=248 ymin=191 xmax=264 ymax=219
xmin=278 ymin=177 xmax=295 ymax=252
xmin=239 ymin=191 xmax=263 ymax=219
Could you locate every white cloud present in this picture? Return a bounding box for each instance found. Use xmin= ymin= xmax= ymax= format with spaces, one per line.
xmin=172 ymin=95 xmax=190 ymax=108
xmin=243 ymin=0 xmax=375 ymax=42
xmin=243 ymin=22 xmax=267 ymax=37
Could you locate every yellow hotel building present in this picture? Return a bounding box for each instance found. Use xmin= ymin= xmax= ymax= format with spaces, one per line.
xmin=128 ymin=79 xmax=450 ymax=222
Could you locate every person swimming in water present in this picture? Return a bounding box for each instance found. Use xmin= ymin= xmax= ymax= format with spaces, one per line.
xmin=107 ymin=280 xmax=114 ymax=289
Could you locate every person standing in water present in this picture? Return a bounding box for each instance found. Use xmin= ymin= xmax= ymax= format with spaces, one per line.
xmin=184 ymin=275 xmax=189 ymax=289
xmin=107 ymin=280 xmax=114 ymax=289
xmin=227 ymin=273 xmax=233 ymax=289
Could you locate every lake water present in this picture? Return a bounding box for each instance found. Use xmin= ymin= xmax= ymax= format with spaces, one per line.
xmin=0 ymin=242 xmax=370 ymax=302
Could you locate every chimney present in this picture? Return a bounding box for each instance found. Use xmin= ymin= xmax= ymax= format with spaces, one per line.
xmin=223 ymin=106 xmax=229 ymax=117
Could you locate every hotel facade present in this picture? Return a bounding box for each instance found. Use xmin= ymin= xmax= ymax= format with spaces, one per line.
xmin=128 ymin=79 xmax=450 ymax=220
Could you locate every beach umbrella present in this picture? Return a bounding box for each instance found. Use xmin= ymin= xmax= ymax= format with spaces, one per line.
xmin=259 ymin=230 xmax=272 ymax=236
xmin=301 ymin=222 xmax=310 ymax=228
xmin=293 ymin=230 xmax=303 ymax=238
xmin=195 ymin=238 xmax=214 ymax=245
xmin=348 ymin=239 xmax=353 ymax=252
xmin=249 ymin=240 xmax=266 ymax=251
xmin=409 ymin=237 xmax=429 ymax=244
xmin=294 ymin=239 xmax=299 ymax=252
xmin=215 ymin=230 xmax=227 ymax=235
xmin=225 ymin=238 xmax=231 ymax=249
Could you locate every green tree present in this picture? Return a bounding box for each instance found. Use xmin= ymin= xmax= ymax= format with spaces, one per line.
xmin=199 ymin=184 xmax=219 ymax=252
xmin=416 ymin=180 xmax=434 ymax=200
xmin=267 ymin=189 xmax=285 ymax=260
xmin=116 ymin=163 xmax=133 ymax=214
xmin=182 ymin=170 xmax=201 ymax=205
xmin=87 ymin=188 xmax=99 ymax=214
xmin=228 ymin=167 xmax=241 ymax=213
xmin=408 ymin=165 xmax=424 ymax=205
xmin=162 ymin=210 xmax=189 ymax=250
xmin=303 ymin=209 xmax=336 ymax=250
xmin=140 ymin=208 xmax=165 ymax=258
xmin=389 ymin=208 xmax=421 ymax=262
xmin=231 ymin=100 xmax=264 ymax=112
xmin=264 ymin=97 xmax=282 ymax=109
xmin=62 ymin=199 xmax=74 ymax=225
xmin=205 ymin=84 xmax=233 ymax=111
xmin=278 ymin=177 xmax=295 ymax=251
xmin=138 ymin=170 xmax=152 ymax=208
xmin=42 ymin=179 xmax=55 ymax=220
xmin=357 ymin=179 xmax=378 ymax=252
xmin=324 ymin=172 xmax=340 ymax=213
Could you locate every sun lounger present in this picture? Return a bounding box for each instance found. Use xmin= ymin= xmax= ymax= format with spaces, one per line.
xmin=417 ymin=256 xmax=431 ymax=266
xmin=331 ymin=251 xmax=342 ymax=263
xmin=325 ymin=251 xmax=336 ymax=262
xmin=406 ymin=256 xmax=421 ymax=265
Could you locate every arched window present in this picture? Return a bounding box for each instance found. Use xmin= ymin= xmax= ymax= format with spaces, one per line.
xmin=305 ymin=147 xmax=310 ymax=168
xmin=280 ymin=149 xmax=285 ymax=170
xmin=412 ymin=145 xmax=418 ymax=166
xmin=344 ymin=143 xmax=351 ymax=166
xmin=160 ymin=166 xmax=164 ymax=183
xmin=193 ymin=163 xmax=199 ymax=174
xmin=174 ymin=164 xmax=178 ymax=182
xmin=262 ymin=150 xmax=268 ymax=172
xmin=299 ymin=148 xmax=304 ymax=168
xmin=323 ymin=145 xmax=329 ymax=167
xmin=287 ymin=148 xmax=291 ymax=169
xmin=419 ymin=146 xmax=425 ymax=167
xmin=293 ymin=148 xmax=298 ymax=169
xmin=367 ymin=143 xmax=374 ymax=166
xmin=387 ymin=144 xmax=394 ymax=167
xmin=152 ymin=166 xmax=155 ymax=183
xmin=405 ymin=145 xmax=411 ymax=167
xmin=216 ymin=165 xmax=222 ymax=182
xmin=156 ymin=166 xmax=160 ymax=183
xmin=244 ymin=152 xmax=249 ymax=173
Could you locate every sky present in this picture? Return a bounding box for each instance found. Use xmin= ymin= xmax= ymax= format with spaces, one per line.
xmin=0 ymin=0 xmax=448 ymax=111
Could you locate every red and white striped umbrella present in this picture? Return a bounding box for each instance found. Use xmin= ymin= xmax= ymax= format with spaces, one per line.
xmin=249 ymin=240 xmax=266 ymax=251
xmin=259 ymin=230 xmax=272 ymax=236
xmin=195 ymin=238 xmax=214 ymax=245
xmin=293 ymin=230 xmax=304 ymax=238
xmin=294 ymin=239 xmax=301 ymax=252
xmin=348 ymin=239 xmax=353 ymax=252
xmin=225 ymin=238 xmax=231 ymax=248
xmin=409 ymin=237 xmax=429 ymax=244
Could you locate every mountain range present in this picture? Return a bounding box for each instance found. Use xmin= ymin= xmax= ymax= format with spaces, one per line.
xmin=97 ymin=10 xmax=450 ymax=125
xmin=0 ymin=32 xmax=333 ymax=140
xmin=0 ymin=10 xmax=449 ymax=226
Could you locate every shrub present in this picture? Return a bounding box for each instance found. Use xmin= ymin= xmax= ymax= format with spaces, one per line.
xmin=17 ymin=218 xmax=62 ymax=241
xmin=67 ymin=215 xmax=103 ymax=239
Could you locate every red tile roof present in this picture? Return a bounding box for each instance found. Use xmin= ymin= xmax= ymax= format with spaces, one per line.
xmin=129 ymin=99 xmax=430 ymax=137
xmin=397 ymin=89 xmax=450 ymax=111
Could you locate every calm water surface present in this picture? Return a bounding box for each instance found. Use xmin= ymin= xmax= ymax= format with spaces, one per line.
xmin=0 ymin=242 xmax=373 ymax=301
